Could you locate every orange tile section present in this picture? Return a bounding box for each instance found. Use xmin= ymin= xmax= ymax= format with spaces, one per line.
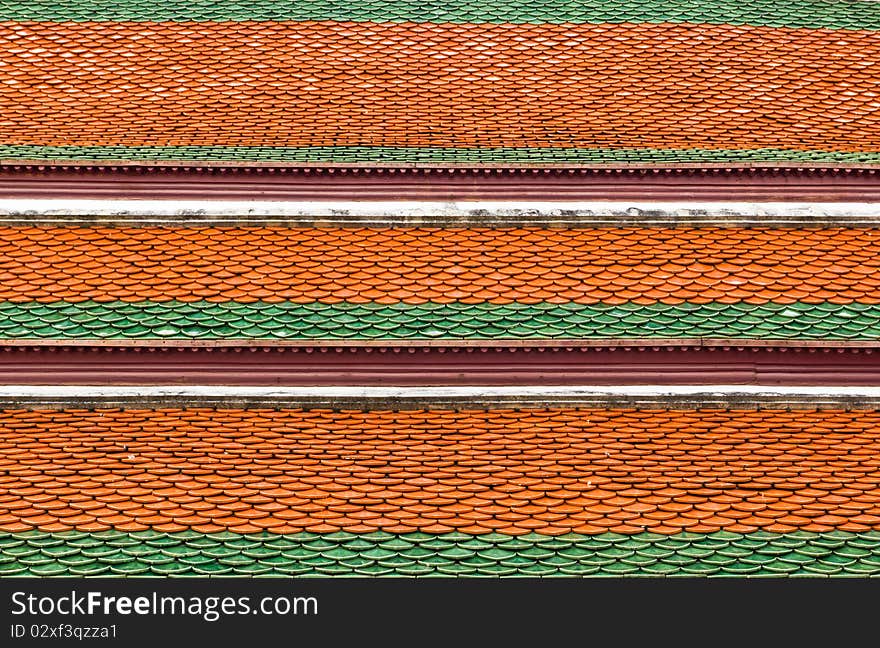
xmin=0 ymin=21 xmax=878 ymax=152
xmin=1 ymin=407 xmax=880 ymax=535
xmin=1 ymin=226 xmax=880 ymax=305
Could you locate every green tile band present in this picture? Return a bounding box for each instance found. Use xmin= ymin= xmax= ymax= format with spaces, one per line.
xmin=2 ymin=0 xmax=879 ymax=30
xmin=3 ymin=530 xmax=880 ymax=577
xmin=0 ymin=300 xmax=878 ymax=341
xmin=1 ymin=145 xmax=879 ymax=164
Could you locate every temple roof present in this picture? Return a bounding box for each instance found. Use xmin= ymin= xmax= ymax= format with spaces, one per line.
xmin=2 ymin=2 xmax=880 ymax=586
xmin=1 ymin=0 xmax=878 ymax=165
xmin=4 ymin=403 xmax=880 ymax=535
xmin=2 ymin=224 xmax=880 ymax=342
xmin=2 ymin=401 xmax=880 ymax=575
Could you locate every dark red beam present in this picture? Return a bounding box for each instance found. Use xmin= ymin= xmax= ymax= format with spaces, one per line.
xmin=0 ymin=164 xmax=878 ymax=201
xmin=1 ymin=346 xmax=879 ymax=386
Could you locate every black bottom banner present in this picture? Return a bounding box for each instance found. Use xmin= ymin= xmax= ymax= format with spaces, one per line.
xmin=0 ymin=578 xmax=874 ymax=646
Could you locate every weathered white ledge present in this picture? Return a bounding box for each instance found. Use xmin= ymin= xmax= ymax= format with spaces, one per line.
xmin=0 ymin=199 xmax=878 ymax=226
xmin=2 ymin=384 xmax=880 ymax=409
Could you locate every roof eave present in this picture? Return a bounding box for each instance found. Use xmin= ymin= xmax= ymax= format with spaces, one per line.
xmin=1 ymin=162 xmax=879 ymax=201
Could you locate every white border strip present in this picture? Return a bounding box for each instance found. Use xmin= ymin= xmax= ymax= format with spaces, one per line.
xmin=0 ymin=199 xmax=878 ymax=225
xmin=1 ymin=385 xmax=879 ymax=398
xmin=3 ymin=385 xmax=880 ymax=409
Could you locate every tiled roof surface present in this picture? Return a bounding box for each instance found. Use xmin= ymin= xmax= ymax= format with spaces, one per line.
xmin=4 ymin=530 xmax=880 ymax=577
xmin=5 ymin=227 xmax=880 ymax=305
xmin=3 ymin=226 xmax=880 ymax=341
xmin=0 ymin=1 xmax=879 ymax=163
xmin=3 ymin=407 xmax=880 ymax=536
xmin=3 ymin=405 xmax=880 ymax=576
xmin=6 ymin=0 xmax=880 ymax=29
xmin=5 ymin=301 xmax=880 ymax=340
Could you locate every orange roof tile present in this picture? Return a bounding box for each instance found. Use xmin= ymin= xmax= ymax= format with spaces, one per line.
xmin=0 ymin=15 xmax=877 ymax=163
xmin=2 ymin=406 xmax=880 ymax=535
xmin=1 ymin=225 xmax=880 ymax=305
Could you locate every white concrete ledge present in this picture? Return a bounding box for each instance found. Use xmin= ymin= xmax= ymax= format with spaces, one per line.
xmin=0 ymin=199 xmax=878 ymax=226
xmin=2 ymin=385 xmax=880 ymax=410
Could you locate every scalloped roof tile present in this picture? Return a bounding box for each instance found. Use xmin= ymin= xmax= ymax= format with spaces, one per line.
xmin=4 ymin=530 xmax=880 ymax=577
xmin=3 ymin=226 xmax=880 ymax=341
xmin=0 ymin=0 xmax=878 ymax=164
xmin=3 ymin=406 xmax=880 ymax=536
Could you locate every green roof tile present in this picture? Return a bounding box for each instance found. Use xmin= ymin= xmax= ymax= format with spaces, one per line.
xmin=2 ymin=0 xmax=880 ymax=30
xmin=4 ymin=300 xmax=880 ymax=341
xmin=0 ymin=145 xmax=879 ymax=165
xmin=6 ymin=530 xmax=880 ymax=577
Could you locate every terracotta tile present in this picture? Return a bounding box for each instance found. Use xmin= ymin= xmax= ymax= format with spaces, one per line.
xmin=4 ymin=407 xmax=880 ymax=536
xmin=5 ymin=226 xmax=880 ymax=306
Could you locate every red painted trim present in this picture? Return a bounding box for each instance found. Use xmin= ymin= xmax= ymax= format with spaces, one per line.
xmin=2 ymin=346 xmax=879 ymax=385
xmin=0 ymin=165 xmax=878 ymax=201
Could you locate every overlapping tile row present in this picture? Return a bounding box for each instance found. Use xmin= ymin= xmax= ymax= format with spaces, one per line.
xmin=4 ymin=301 xmax=880 ymax=340
xmin=3 ymin=407 xmax=880 ymax=536
xmin=3 ymin=406 xmax=880 ymax=576
xmin=4 ymin=226 xmax=880 ymax=305
xmin=0 ymin=20 xmax=878 ymax=162
xmin=3 ymin=226 xmax=880 ymax=341
xmin=3 ymin=147 xmax=879 ymax=164
xmin=5 ymin=0 xmax=880 ymax=30
xmin=4 ymin=530 xmax=880 ymax=577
